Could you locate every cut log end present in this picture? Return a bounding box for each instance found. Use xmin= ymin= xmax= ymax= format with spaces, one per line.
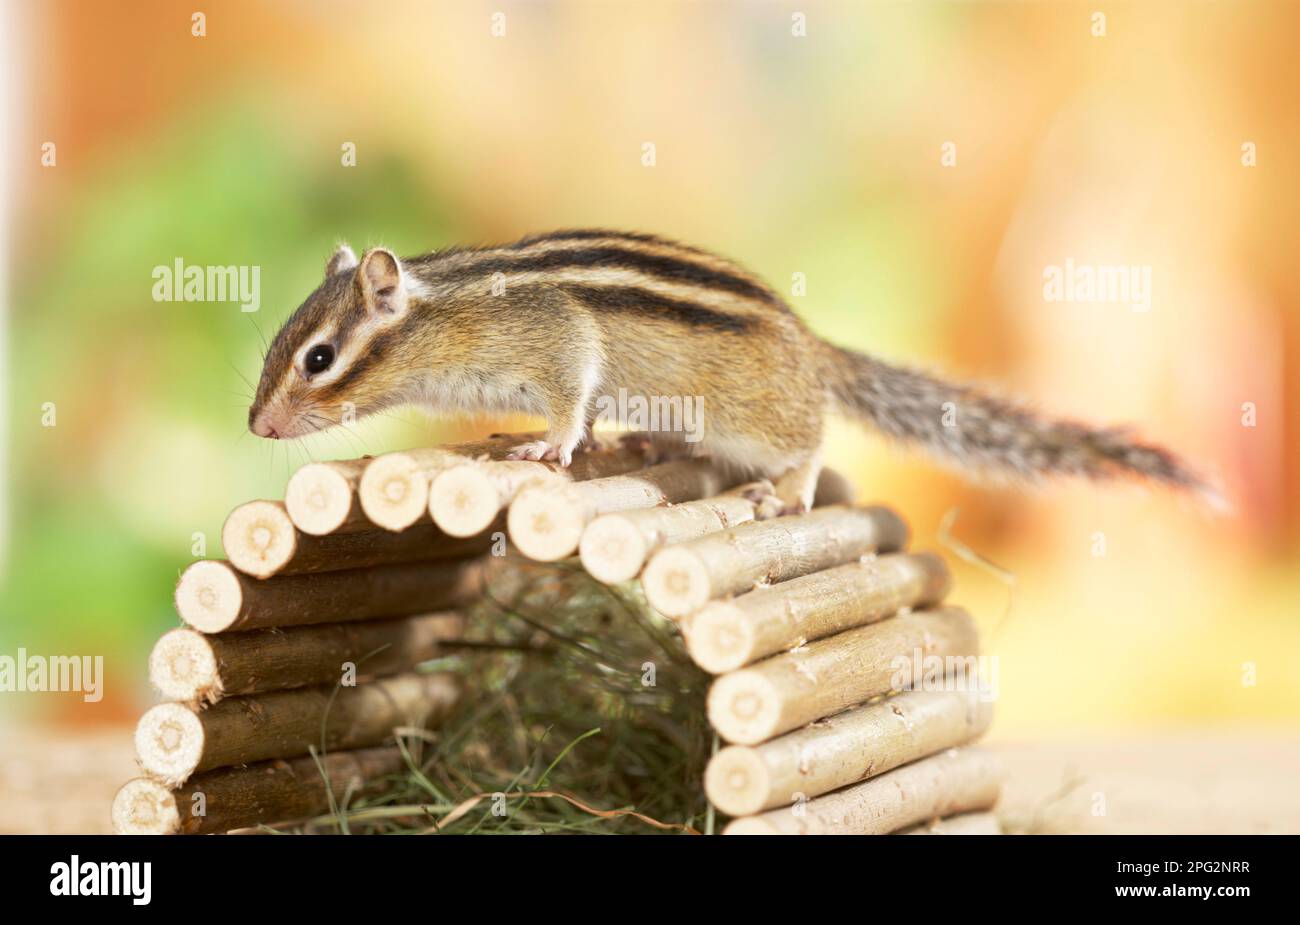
xmin=578 ymin=514 xmax=649 ymax=584
xmin=174 ymin=560 xmax=243 ymax=633
xmin=359 ymin=453 xmax=430 ymax=531
xmin=507 ymin=487 xmax=587 ymax=562
xmin=134 ymin=702 xmax=205 ymax=788
xmin=704 ymin=745 xmax=772 ymax=818
xmin=707 ymin=670 xmax=784 ymax=745
xmin=429 ymin=465 xmax=502 ymax=538
xmin=222 ymin=500 xmax=296 ymax=578
xmin=285 ymin=463 xmax=357 ymax=535
xmin=683 ymin=601 xmax=754 ymax=674
xmin=641 ymin=546 xmax=711 ymax=618
xmin=149 ymin=628 xmax=220 ymax=703
xmin=112 ymin=778 xmax=181 ymax=835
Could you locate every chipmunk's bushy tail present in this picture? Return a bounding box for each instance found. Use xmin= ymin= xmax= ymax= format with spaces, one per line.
xmin=821 ymin=343 xmax=1215 ymax=498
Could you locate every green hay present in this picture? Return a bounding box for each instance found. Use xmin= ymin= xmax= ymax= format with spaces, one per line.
xmin=276 ymin=560 xmax=715 ymax=835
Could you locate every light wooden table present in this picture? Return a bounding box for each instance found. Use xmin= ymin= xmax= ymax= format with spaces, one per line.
xmin=990 ymin=732 xmax=1300 ymax=834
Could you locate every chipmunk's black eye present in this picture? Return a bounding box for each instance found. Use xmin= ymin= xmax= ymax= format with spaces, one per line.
xmin=304 ymin=343 xmax=335 ymax=376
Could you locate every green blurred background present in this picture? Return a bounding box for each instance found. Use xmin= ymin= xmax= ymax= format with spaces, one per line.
xmin=3 ymin=0 xmax=1298 ymax=744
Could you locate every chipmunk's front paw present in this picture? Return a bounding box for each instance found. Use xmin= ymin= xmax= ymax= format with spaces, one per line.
xmin=507 ymin=440 xmax=572 ymax=466
xmin=740 ymin=480 xmax=784 ymax=519
xmin=508 ymin=440 xmax=557 ymax=462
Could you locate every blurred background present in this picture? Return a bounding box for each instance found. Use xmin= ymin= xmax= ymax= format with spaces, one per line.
xmin=1 ymin=0 xmax=1297 ymax=830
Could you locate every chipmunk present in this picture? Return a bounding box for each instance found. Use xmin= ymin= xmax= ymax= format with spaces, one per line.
xmin=249 ymin=229 xmax=1211 ymax=511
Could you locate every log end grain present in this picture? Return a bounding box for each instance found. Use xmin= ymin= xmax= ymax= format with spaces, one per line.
xmin=111 ymin=778 xmax=181 ymax=835
xmin=149 ymin=628 xmax=220 ymax=703
xmin=578 ymin=513 xmax=649 ymax=584
xmin=174 ymin=560 xmax=244 ymax=633
xmin=704 ymin=745 xmax=772 ymax=818
xmin=707 ymin=669 xmax=784 ymax=745
xmin=683 ymin=600 xmax=755 ymax=674
xmin=222 ymin=500 xmax=296 ymax=578
xmin=135 ymin=702 xmax=205 ymax=788
xmin=429 ymin=464 xmax=502 ymax=537
xmin=507 ymin=486 xmax=585 ymax=562
xmin=641 ymin=545 xmax=711 ymax=618
xmin=285 ymin=462 xmax=357 ymax=535
xmin=359 ymin=452 xmax=430 ymax=531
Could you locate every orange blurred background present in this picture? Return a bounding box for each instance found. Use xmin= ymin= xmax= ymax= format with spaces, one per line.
xmin=2 ymin=0 xmax=1297 ymax=749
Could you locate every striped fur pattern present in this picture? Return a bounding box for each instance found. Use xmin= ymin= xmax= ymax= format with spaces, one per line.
xmin=249 ymin=229 xmax=1207 ymax=505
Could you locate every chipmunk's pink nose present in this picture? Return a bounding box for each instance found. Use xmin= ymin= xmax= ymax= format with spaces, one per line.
xmin=249 ymin=411 xmax=281 ymax=439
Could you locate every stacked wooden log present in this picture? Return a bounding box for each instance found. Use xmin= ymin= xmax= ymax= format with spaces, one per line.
xmin=586 ymin=480 xmax=1000 ymax=834
xmin=111 ymin=435 xmax=540 ymax=834
xmin=112 ymin=432 xmax=1002 ymax=835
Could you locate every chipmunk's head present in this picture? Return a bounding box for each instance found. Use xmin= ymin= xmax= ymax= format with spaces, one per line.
xmin=249 ymin=244 xmax=420 ymax=439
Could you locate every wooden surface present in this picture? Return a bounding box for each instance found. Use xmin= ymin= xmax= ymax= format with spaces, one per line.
xmin=1 ymin=724 xmax=1297 ymax=833
xmin=992 ymin=733 xmax=1300 ymax=835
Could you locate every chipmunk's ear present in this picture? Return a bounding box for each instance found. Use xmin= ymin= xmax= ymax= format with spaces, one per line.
xmin=357 ymin=247 xmax=408 ymax=317
xmin=325 ymin=243 xmax=358 ymax=277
